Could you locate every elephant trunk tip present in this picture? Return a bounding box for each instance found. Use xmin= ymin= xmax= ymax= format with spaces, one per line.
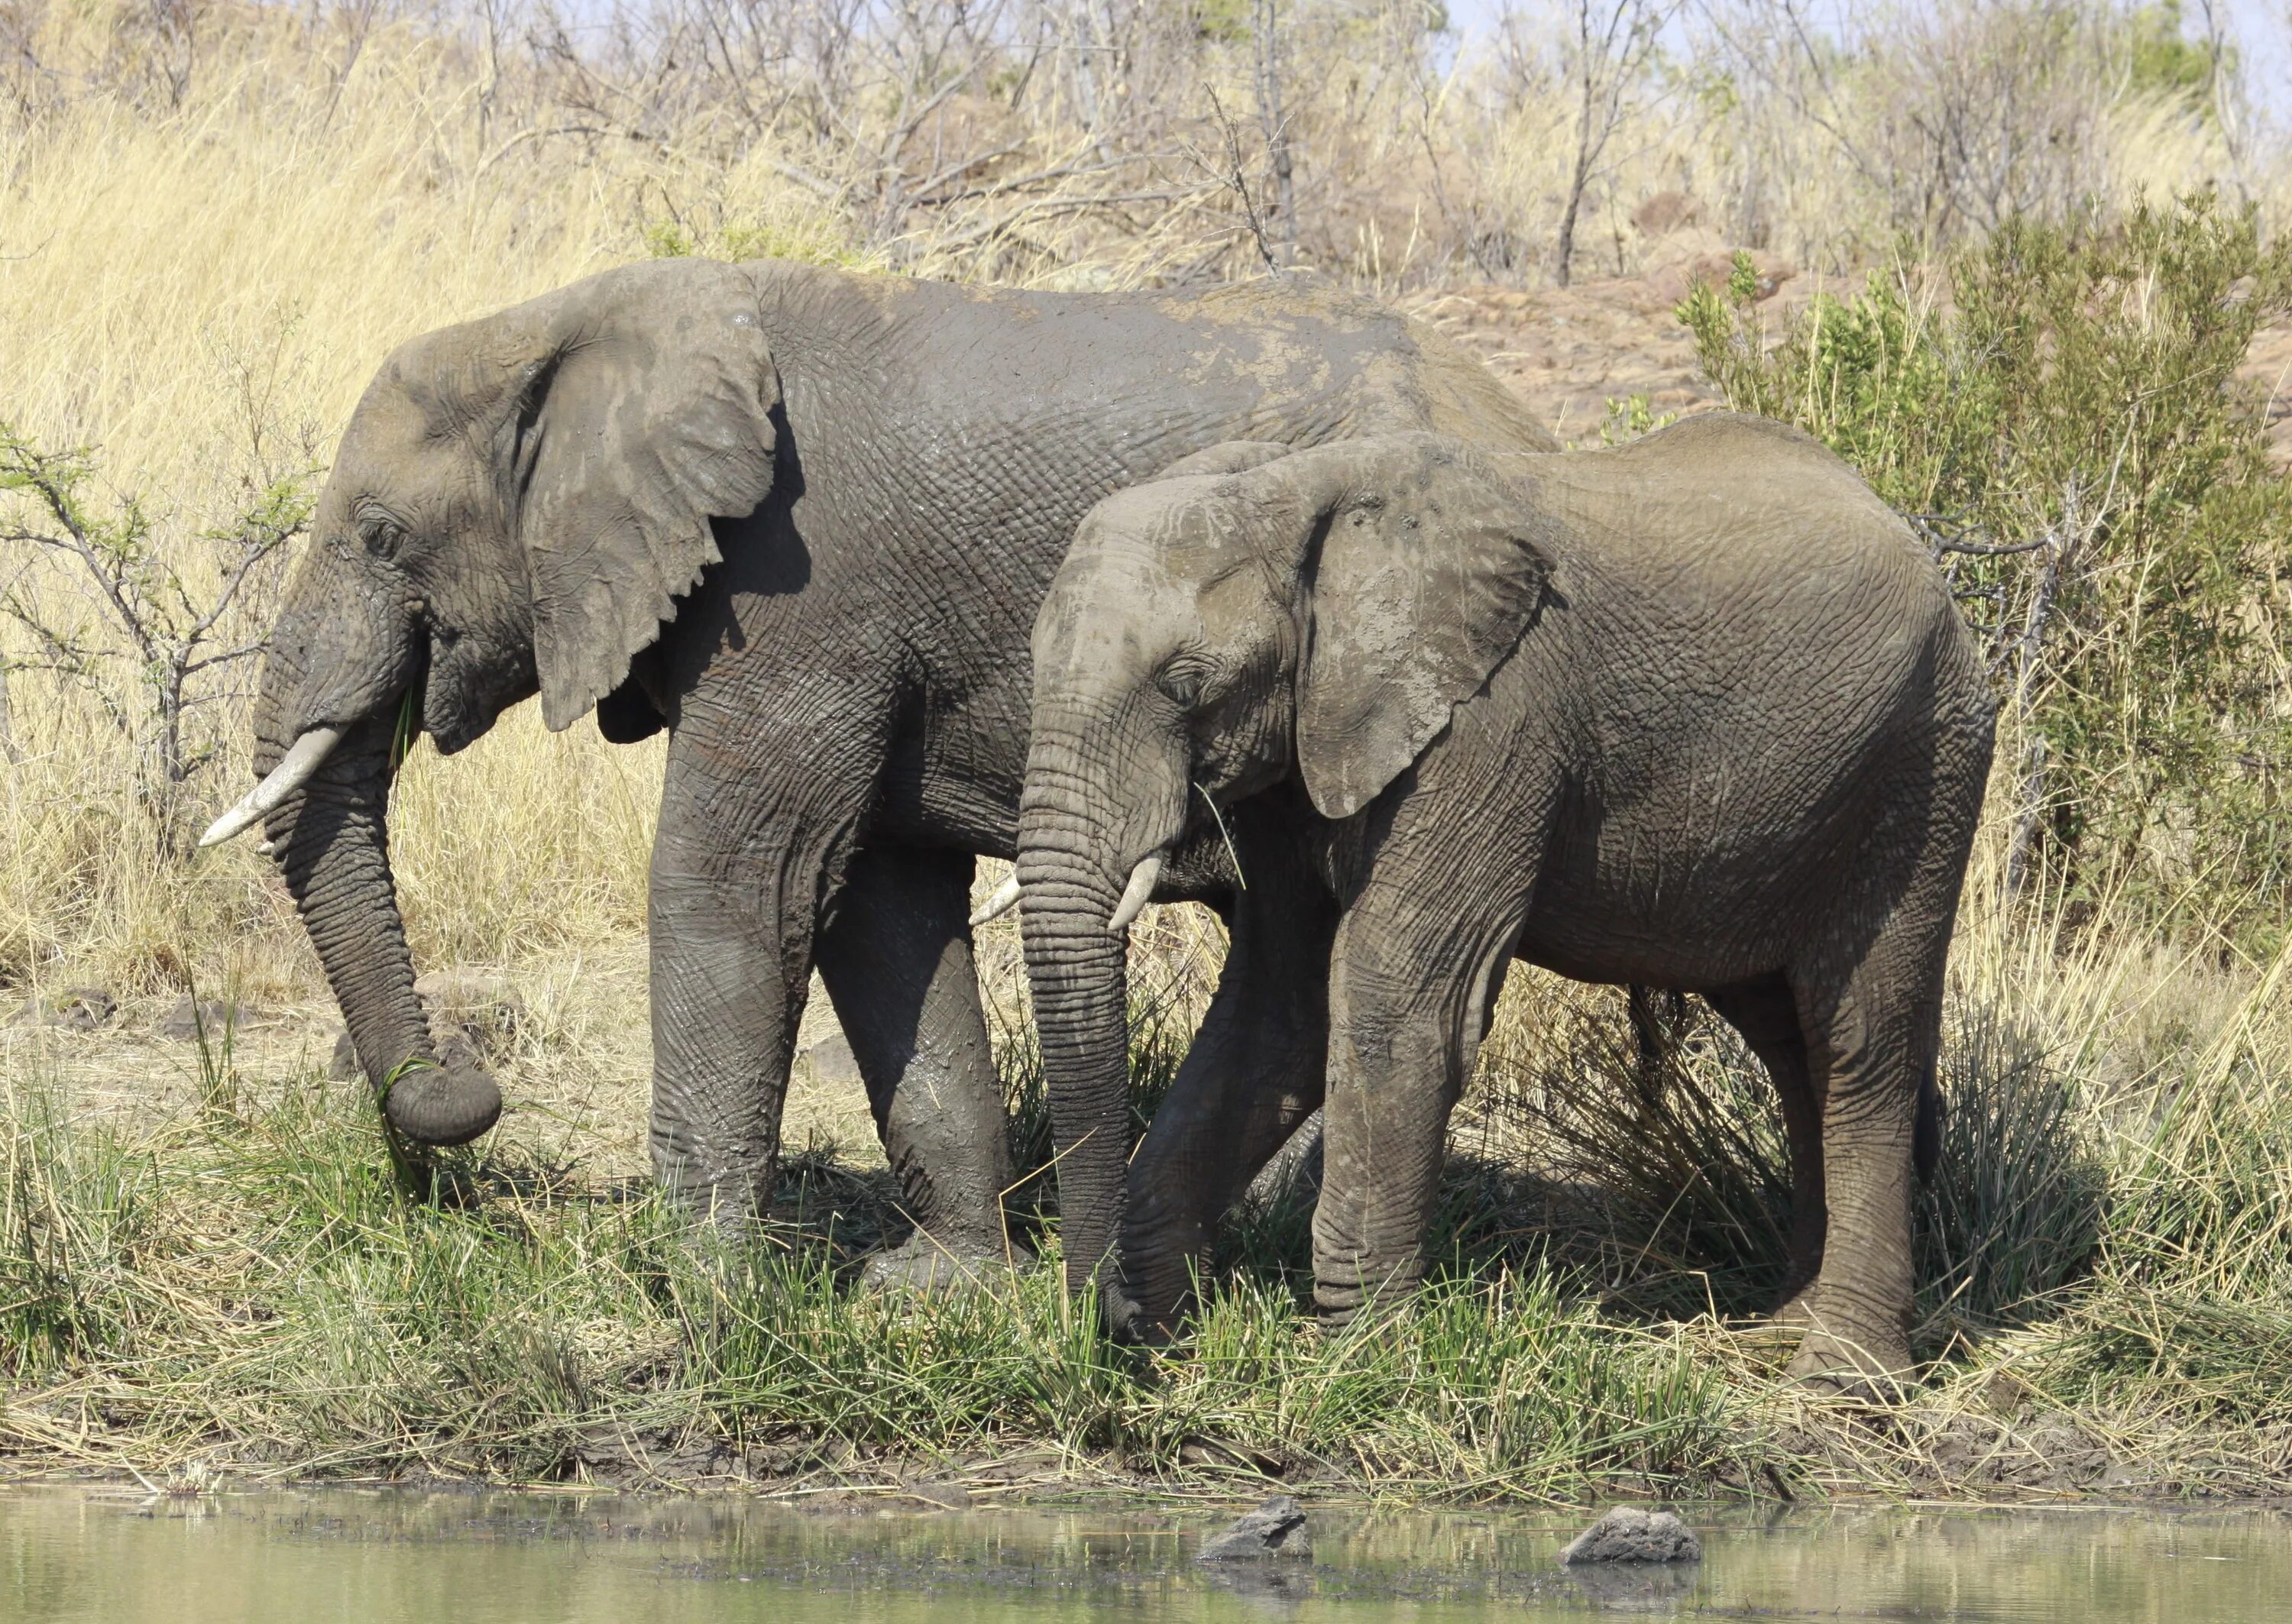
xmin=382 ymin=1059 xmax=504 ymax=1147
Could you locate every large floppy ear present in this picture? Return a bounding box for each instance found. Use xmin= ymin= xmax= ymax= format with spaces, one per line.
xmin=496 ymin=260 xmax=780 ymax=731
xmin=1278 ymin=435 xmax=1553 ymax=820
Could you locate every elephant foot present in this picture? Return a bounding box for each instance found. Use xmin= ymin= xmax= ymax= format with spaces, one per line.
xmin=1785 ymin=1313 xmax=1918 ymax=1402
xmin=860 ymin=1229 xmax=1032 ymax=1295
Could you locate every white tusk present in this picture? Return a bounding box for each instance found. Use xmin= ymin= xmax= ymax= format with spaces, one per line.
xmin=1106 ymin=855 xmax=1163 ymax=935
xmin=969 ymin=872 xmax=1021 ymax=927
xmin=196 ymin=726 xmax=345 ymax=848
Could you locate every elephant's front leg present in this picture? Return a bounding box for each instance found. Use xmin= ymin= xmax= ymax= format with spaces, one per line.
xmin=1313 ymin=879 xmax=1533 ymax=1323
xmin=1122 ymin=861 xmax=1340 ymax=1333
xmin=814 ymin=846 xmax=1027 ymax=1286
xmin=646 ymin=730 xmax=878 ymax=1227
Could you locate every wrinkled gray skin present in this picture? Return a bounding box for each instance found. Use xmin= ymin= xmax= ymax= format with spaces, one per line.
xmin=1016 ymin=419 xmax=1995 ymax=1382
xmin=245 ymin=257 xmax=1554 ymax=1273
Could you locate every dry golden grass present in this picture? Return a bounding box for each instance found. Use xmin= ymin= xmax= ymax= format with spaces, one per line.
xmin=2 ymin=2 xmax=2286 ymax=1001
xmin=0 ymin=20 xmax=678 ymax=995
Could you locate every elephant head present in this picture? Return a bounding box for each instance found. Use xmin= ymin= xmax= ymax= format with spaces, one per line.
xmin=1011 ymin=433 xmax=1554 ymax=1323
xmin=203 ymin=260 xmax=780 ymax=1146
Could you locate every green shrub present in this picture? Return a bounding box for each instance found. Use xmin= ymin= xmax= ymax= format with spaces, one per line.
xmin=1682 ymin=193 xmax=2292 ymax=949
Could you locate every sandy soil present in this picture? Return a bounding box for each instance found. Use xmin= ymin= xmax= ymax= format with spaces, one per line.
xmin=5 ymin=946 xmax=889 ymax=1179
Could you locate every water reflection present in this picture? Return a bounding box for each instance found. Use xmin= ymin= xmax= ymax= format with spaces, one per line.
xmin=0 ymin=1487 xmax=2284 ymax=1622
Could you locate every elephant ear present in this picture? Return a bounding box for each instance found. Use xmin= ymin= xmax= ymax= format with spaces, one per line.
xmin=1287 ymin=436 xmax=1552 ymax=820
xmin=507 ymin=260 xmax=780 ymax=732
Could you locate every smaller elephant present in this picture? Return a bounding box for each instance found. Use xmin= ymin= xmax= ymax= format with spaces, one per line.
xmin=1012 ymin=416 xmax=1995 ymax=1384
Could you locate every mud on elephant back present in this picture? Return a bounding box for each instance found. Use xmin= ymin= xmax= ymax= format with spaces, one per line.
xmin=1009 ymin=417 xmax=1994 ymax=1390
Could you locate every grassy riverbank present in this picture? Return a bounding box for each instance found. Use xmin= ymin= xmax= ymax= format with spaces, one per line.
xmin=4 ymin=864 xmax=2288 ymax=1502
xmin=2 ymin=2 xmax=2289 ymax=1505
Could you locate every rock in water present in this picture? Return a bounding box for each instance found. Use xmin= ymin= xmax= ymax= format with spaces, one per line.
xmin=1558 ymin=1506 xmax=1701 ymax=1565
xmin=1196 ymin=1495 xmax=1310 ymax=1562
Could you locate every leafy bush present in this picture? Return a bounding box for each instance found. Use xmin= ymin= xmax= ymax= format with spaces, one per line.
xmin=1682 ymin=193 xmax=2292 ymax=949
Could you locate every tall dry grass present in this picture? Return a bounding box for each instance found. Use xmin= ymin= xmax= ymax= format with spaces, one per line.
xmin=2 ymin=0 xmax=2286 ymax=996
xmin=0 ymin=14 xmax=712 ymax=994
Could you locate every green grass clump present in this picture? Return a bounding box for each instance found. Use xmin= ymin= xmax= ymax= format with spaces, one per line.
xmin=0 ymin=1059 xmax=1772 ymax=1496
xmin=4 ymin=925 xmax=2290 ymax=1501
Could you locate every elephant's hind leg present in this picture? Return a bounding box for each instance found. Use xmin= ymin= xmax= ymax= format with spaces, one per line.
xmin=1704 ymin=976 xmax=1827 ymax=1315
xmin=1785 ymin=929 xmax=1950 ymax=1389
xmin=816 ymin=846 xmax=1026 ymax=1287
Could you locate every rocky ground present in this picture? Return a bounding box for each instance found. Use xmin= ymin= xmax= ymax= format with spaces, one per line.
xmin=1405 ymin=235 xmax=2292 ymax=467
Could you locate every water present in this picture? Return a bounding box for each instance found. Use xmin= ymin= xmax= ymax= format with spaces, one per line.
xmin=2 ymin=1487 xmax=2288 ymax=1622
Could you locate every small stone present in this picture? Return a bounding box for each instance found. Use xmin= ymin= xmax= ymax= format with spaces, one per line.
xmin=160 ymin=997 xmax=259 ymax=1041
xmin=1196 ymin=1495 xmax=1310 ymax=1562
xmin=16 ymin=987 xmax=115 ymax=1031
xmin=798 ymin=1029 xmax=863 ymax=1088
xmin=1557 ymin=1506 xmax=1701 ymax=1566
xmin=413 ymin=969 xmax=523 ymax=1034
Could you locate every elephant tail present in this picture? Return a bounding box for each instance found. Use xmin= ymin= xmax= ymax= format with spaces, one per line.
xmin=1914 ymin=1056 xmax=1944 ymax=1186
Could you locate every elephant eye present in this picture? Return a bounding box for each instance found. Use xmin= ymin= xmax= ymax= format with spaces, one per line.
xmin=1154 ymin=658 xmax=1207 ymax=709
xmin=358 ymin=512 xmax=410 ymax=560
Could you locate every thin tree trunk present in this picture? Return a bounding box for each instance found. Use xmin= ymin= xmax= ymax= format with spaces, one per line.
xmin=1556 ymin=143 xmax=1591 ymax=289
xmin=1254 ymin=0 xmax=1296 ymax=266
xmin=1556 ymin=22 xmax=1598 ymax=290
xmin=2003 ymin=484 xmax=2083 ymax=899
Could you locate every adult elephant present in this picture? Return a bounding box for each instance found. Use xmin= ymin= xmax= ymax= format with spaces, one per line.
xmin=202 ymin=257 xmax=1555 ymax=1278
xmin=1009 ymin=421 xmax=1994 ymax=1383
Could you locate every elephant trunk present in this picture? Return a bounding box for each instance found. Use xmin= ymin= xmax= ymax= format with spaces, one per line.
xmin=250 ymin=554 xmax=500 ymax=1148
xmin=1016 ymin=712 xmax=1189 ymax=1334
xmin=1018 ymin=843 xmax=1137 ymax=1330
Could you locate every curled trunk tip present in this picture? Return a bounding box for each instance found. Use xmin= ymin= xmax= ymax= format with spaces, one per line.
xmin=384 ymin=1059 xmax=504 ymax=1147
